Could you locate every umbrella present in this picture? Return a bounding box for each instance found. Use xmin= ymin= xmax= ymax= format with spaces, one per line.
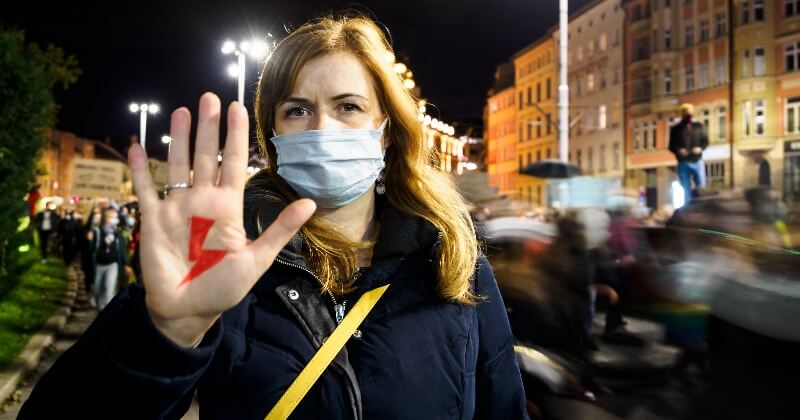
xmin=519 ymin=159 xmax=581 ymax=179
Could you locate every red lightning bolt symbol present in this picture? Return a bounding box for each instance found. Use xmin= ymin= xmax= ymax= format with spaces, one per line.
xmin=178 ymin=216 xmax=228 ymax=287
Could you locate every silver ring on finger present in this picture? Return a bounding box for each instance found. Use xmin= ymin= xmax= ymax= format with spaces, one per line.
xmin=164 ymin=182 xmax=192 ymax=194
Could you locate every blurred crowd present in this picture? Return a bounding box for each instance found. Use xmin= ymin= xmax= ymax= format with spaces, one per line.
xmin=31 ymin=199 xmax=142 ymax=311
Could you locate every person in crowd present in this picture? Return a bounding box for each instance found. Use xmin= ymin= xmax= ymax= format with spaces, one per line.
xmin=33 ymin=201 xmax=60 ymax=263
xmin=87 ymin=207 xmax=130 ymax=310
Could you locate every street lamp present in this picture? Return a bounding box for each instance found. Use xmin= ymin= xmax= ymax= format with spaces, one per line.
xmin=221 ymin=38 xmax=271 ymax=104
xmin=129 ymin=102 xmax=159 ymax=149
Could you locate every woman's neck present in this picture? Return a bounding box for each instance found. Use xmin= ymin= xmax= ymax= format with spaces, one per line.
xmin=316 ymin=189 xmax=378 ymax=245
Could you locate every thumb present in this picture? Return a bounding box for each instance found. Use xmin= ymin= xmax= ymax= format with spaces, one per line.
xmin=248 ymin=199 xmax=317 ymax=273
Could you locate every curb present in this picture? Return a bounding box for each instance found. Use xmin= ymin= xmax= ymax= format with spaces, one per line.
xmin=0 ymin=264 xmax=79 ymax=404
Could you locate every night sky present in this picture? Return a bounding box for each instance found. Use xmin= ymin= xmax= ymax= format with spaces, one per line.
xmin=5 ymin=0 xmax=591 ymax=160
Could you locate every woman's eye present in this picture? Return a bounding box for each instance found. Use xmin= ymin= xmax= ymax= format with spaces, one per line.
xmin=285 ymin=107 xmax=309 ymax=117
xmin=340 ymin=103 xmax=361 ymax=113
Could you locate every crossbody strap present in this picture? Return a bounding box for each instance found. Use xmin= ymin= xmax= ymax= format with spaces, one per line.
xmin=265 ymin=284 xmax=390 ymax=420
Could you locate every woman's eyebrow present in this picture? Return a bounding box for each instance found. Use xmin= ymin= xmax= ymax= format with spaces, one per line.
xmin=331 ymin=93 xmax=368 ymax=102
xmin=280 ymin=97 xmax=312 ymax=106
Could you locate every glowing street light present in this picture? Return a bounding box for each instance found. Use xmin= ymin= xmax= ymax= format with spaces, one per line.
xmin=221 ymin=37 xmax=272 ymax=103
xmin=129 ymin=102 xmax=159 ymax=149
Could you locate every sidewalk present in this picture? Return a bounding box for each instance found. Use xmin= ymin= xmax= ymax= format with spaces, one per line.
xmin=0 ymin=280 xmax=95 ymax=419
xmin=0 ymin=275 xmax=201 ymax=420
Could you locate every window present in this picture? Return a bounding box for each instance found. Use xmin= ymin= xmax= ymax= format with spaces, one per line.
xmin=518 ymin=92 xmax=523 ymax=110
xmin=536 ymin=83 xmax=541 ymax=102
xmin=600 ymin=71 xmax=607 ymax=89
xmin=665 ymin=28 xmax=672 ymax=49
xmin=598 ymin=105 xmax=607 ymax=129
xmin=743 ymin=50 xmax=750 ymax=78
xmin=786 ymin=42 xmax=800 ymax=72
xmin=519 ymin=123 xmax=523 ymax=142
xmin=754 ymin=47 xmax=765 ymax=76
xmin=527 ymin=152 xmax=532 ymax=166
xmin=651 ymin=120 xmax=657 ymax=149
xmin=587 ymin=73 xmax=595 ymax=91
xmin=585 ymin=108 xmax=595 ymax=131
xmin=613 ymin=143 xmax=621 ymax=169
xmin=577 ymin=45 xmax=583 ymax=61
xmin=577 ymin=150 xmax=583 ymax=167
xmin=536 ymin=117 xmax=542 ymax=138
xmin=599 ymin=144 xmax=607 ymax=172
xmin=665 ymin=67 xmax=672 ymax=93
xmin=600 ymin=32 xmax=608 ymax=51
xmin=754 ymin=0 xmax=764 ymax=21
xmin=546 ymin=148 xmax=551 ymax=159
xmin=588 ymin=147 xmax=594 ymax=172
xmin=699 ymin=20 xmax=709 ymax=42
xmin=546 ymin=113 xmax=552 ymax=135
xmin=527 ymin=87 xmax=532 ymax=105
xmin=634 ymin=123 xmax=643 ymax=151
xmin=536 ymin=150 xmax=542 ymax=162
xmin=755 ymin=99 xmax=765 ymax=135
xmin=742 ymin=0 xmax=750 ymax=24
xmin=527 ymin=120 xmax=532 ymax=140
xmin=717 ymin=106 xmax=727 ymax=140
xmin=685 ymin=67 xmax=695 ymax=91
xmin=787 ymin=97 xmax=800 ymax=135
xmin=699 ymin=63 xmax=710 ymax=88
xmin=706 ymin=162 xmax=726 ymax=187
xmin=546 ymin=78 xmax=552 ymax=99
xmin=744 ymin=101 xmax=752 ymax=136
xmin=702 ymin=109 xmax=711 ymax=131
xmin=685 ymin=24 xmax=694 ymax=47
xmin=614 ymin=67 xmax=621 ymax=84
xmin=788 ymin=0 xmax=800 ymax=17
xmin=716 ymin=58 xmax=726 ymax=84
xmin=715 ymin=12 xmax=726 ymax=37
xmin=518 ymin=155 xmax=523 ymax=169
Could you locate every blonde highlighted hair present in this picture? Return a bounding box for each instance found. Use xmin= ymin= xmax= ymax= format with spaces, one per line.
xmin=250 ymin=15 xmax=479 ymax=303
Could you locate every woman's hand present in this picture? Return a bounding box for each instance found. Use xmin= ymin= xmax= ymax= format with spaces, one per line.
xmin=127 ymin=93 xmax=315 ymax=348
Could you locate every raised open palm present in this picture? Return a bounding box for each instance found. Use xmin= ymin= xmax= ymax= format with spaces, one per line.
xmin=127 ymin=93 xmax=315 ymax=347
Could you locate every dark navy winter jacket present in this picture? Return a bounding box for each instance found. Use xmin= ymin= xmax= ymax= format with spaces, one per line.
xmin=19 ymin=190 xmax=528 ymax=419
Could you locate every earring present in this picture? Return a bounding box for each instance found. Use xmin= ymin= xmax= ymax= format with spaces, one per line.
xmin=375 ymin=169 xmax=386 ymax=195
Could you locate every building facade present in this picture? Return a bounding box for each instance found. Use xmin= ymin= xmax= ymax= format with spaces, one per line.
xmin=513 ymin=36 xmax=557 ymax=206
xmin=485 ymin=62 xmax=517 ymax=197
xmin=558 ymin=0 xmax=626 ymax=181
xmin=624 ymin=0 xmax=733 ymax=208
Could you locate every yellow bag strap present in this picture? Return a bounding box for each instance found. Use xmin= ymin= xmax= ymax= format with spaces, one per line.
xmin=265 ymin=284 xmax=390 ymax=420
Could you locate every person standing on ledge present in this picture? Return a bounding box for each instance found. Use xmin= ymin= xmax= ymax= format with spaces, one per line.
xmin=669 ymin=103 xmax=709 ymax=201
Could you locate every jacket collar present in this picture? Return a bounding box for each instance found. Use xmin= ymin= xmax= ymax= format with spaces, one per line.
xmin=243 ymin=178 xmax=441 ymax=284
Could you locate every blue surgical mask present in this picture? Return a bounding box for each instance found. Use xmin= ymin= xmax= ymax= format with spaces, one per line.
xmin=270 ymin=120 xmax=387 ymax=208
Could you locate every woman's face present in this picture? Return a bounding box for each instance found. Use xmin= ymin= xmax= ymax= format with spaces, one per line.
xmin=274 ymin=51 xmax=386 ymax=146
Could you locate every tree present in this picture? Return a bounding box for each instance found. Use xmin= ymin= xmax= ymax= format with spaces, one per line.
xmin=0 ymin=29 xmax=80 ymax=274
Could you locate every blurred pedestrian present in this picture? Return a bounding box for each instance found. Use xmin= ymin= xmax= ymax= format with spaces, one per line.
xmin=33 ymin=201 xmax=60 ymax=263
xmin=87 ymin=207 xmax=129 ymax=310
xmin=57 ymin=209 xmax=82 ymax=265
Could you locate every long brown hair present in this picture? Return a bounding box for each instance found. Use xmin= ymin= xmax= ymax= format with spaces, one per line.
xmin=251 ymin=15 xmax=478 ymax=303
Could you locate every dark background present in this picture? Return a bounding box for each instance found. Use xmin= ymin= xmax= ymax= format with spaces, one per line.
xmin=4 ymin=0 xmax=592 ymax=160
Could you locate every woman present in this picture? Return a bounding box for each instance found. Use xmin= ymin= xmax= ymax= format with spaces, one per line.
xmin=20 ymin=16 xmax=527 ymax=419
